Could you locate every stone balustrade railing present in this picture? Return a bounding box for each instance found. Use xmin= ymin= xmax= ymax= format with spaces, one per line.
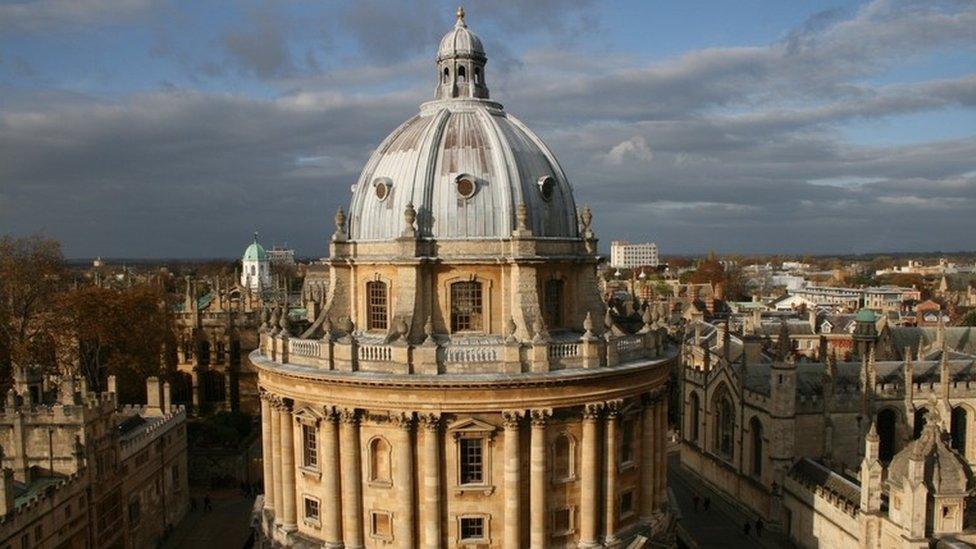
xmin=260 ymin=327 xmax=669 ymax=375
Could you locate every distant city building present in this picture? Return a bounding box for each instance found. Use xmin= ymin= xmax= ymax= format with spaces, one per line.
xmin=266 ymin=246 xmax=296 ymax=266
xmin=784 ymin=284 xmax=921 ymax=311
xmin=610 ymin=240 xmax=659 ymax=268
xmin=0 ymin=372 xmax=188 ymax=549
xmin=875 ymin=258 xmax=976 ymax=277
xmin=241 ymin=233 xmax=271 ymax=292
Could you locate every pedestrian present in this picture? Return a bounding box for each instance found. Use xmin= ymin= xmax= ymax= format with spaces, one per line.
xmin=204 ymin=494 xmax=212 ymax=512
xmin=190 ymin=497 xmax=197 ymax=512
xmin=692 ymin=493 xmax=699 ymax=512
xmin=743 ymin=521 xmax=751 ymax=537
xmin=756 ymin=518 xmax=764 ymax=537
xmin=704 ymin=496 xmax=711 ymax=511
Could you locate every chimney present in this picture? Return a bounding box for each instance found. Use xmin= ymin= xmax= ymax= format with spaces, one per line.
xmin=107 ymin=375 xmax=118 ymax=407
xmin=60 ymin=376 xmax=77 ymax=406
xmin=0 ymin=468 xmax=13 ymax=515
xmin=743 ymin=335 xmax=763 ymax=364
xmin=162 ymin=381 xmax=172 ymax=415
xmin=809 ymin=308 xmax=817 ymax=333
xmin=146 ymin=377 xmax=162 ymax=414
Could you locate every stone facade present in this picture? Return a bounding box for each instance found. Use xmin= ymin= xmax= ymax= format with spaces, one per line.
xmin=0 ymin=375 xmax=189 ymax=549
xmin=254 ymin=9 xmax=674 ymax=548
xmin=679 ymin=310 xmax=976 ymax=547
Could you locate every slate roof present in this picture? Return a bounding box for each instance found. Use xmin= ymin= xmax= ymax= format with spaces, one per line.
xmin=788 ymin=458 xmax=861 ymax=512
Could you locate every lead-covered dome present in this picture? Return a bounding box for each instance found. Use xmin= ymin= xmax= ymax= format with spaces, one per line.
xmin=347 ymin=9 xmax=579 ymax=242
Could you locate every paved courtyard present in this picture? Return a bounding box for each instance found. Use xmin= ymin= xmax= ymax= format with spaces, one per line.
xmin=669 ymin=450 xmax=793 ymax=548
xmin=164 ymin=489 xmax=256 ymax=549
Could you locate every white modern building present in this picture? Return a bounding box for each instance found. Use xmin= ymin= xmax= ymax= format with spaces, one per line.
xmin=610 ymin=240 xmax=659 ymax=268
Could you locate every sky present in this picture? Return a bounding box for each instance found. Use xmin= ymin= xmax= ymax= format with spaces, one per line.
xmin=0 ymin=0 xmax=974 ymax=259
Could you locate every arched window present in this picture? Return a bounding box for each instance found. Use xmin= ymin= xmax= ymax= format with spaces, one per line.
xmin=543 ymin=279 xmax=564 ymax=329
xmin=450 ymin=281 xmax=483 ymax=332
xmin=713 ymin=387 xmax=735 ymax=460
xmin=952 ymin=407 xmax=968 ymax=455
xmin=551 ymin=433 xmax=575 ymax=482
xmin=914 ymin=408 xmax=928 ymax=439
xmin=474 ymin=67 xmax=481 ymax=84
xmin=368 ymin=437 xmax=392 ymax=485
xmin=688 ymin=393 xmax=700 ymax=444
xmin=443 ymin=67 xmax=450 ymax=83
xmin=366 ymin=281 xmax=388 ymax=331
xmin=877 ymin=408 xmax=897 ymax=462
xmin=458 ymin=65 xmax=466 ymax=83
xmin=750 ymin=417 xmax=763 ymax=476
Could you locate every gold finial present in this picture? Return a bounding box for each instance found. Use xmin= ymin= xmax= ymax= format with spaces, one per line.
xmin=456 ymin=6 xmax=465 ymax=23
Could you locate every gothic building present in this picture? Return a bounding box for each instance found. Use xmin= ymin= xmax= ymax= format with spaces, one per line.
xmin=679 ymin=311 xmax=976 ymax=547
xmin=254 ymin=9 xmax=674 ymax=548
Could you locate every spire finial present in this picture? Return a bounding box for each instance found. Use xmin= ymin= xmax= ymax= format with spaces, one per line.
xmin=253 ymin=231 xmax=258 ymax=243
xmin=456 ymin=6 xmax=466 ymax=25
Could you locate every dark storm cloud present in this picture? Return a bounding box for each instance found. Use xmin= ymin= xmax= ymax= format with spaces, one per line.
xmin=1 ymin=0 xmax=975 ymax=257
xmin=221 ymin=9 xmax=296 ymax=79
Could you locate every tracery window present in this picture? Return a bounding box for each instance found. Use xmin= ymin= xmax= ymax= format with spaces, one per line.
xmin=750 ymin=417 xmax=763 ymax=476
xmin=450 ymin=281 xmax=483 ymax=332
xmin=366 ymin=281 xmax=388 ymax=331
xmin=543 ymin=279 xmax=564 ymax=329
xmin=688 ymin=392 xmax=701 ymax=444
xmin=714 ymin=388 xmax=735 ymax=460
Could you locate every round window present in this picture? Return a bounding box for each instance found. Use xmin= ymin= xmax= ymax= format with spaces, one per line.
xmin=373 ymin=178 xmax=391 ymax=201
xmin=455 ymin=175 xmax=477 ymax=199
xmin=537 ymin=176 xmax=555 ymax=201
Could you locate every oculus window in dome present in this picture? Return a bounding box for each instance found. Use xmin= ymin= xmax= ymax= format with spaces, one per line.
xmin=346 ymin=8 xmax=579 ymax=242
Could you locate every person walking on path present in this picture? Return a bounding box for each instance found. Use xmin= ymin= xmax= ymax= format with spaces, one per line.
xmin=203 ymin=494 xmax=213 ymax=513
xmin=703 ymin=496 xmax=711 ymax=511
xmin=692 ymin=493 xmax=700 ymax=512
xmin=743 ymin=522 xmax=752 ymax=537
xmin=755 ymin=518 xmax=764 ymax=537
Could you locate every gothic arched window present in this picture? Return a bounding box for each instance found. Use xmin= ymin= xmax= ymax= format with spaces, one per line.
xmin=713 ymin=388 xmax=735 ymax=460
xmin=366 ymin=281 xmax=388 ymax=331
xmin=749 ymin=417 xmax=763 ymax=476
xmin=688 ymin=392 xmax=701 ymax=445
xmin=450 ymin=281 xmax=483 ymax=332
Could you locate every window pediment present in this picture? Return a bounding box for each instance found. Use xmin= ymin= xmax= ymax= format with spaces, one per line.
xmin=448 ymin=418 xmax=497 ymax=439
xmin=294 ymin=407 xmax=322 ymax=426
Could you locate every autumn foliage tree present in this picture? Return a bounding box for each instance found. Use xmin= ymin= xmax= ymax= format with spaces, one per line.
xmin=65 ymin=285 xmax=177 ymax=404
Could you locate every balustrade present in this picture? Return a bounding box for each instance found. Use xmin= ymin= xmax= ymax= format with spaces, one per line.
xmin=358 ymin=344 xmax=392 ymax=362
xmin=442 ymin=345 xmax=499 ymax=363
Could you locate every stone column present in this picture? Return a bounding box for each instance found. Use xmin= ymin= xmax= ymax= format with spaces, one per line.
xmin=280 ymin=400 xmax=297 ymax=529
xmin=271 ymin=399 xmax=284 ymax=523
xmin=260 ymin=394 xmax=275 ymax=512
xmin=340 ymin=408 xmax=364 ymax=548
xmin=580 ymin=403 xmax=603 ymax=548
xmin=529 ymin=408 xmax=551 ymax=549
xmin=393 ymin=413 xmax=415 ymax=548
xmin=640 ymin=396 xmax=656 ymax=521
xmin=656 ymin=397 xmax=669 ymax=507
xmin=322 ymin=407 xmax=343 ymax=547
xmin=604 ymin=400 xmax=622 ymax=544
xmin=420 ymin=414 xmax=442 ymax=549
xmin=502 ymin=410 xmax=523 ymax=549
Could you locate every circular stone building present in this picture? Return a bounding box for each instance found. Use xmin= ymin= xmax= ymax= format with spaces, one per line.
xmin=255 ymin=8 xmax=674 ymax=548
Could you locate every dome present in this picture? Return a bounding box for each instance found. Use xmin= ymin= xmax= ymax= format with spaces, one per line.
xmin=887 ymin=411 xmax=972 ymax=495
xmin=243 ymin=234 xmax=267 ymax=261
xmin=347 ymin=10 xmax=579 ymax=242
xmin=437 ymin=7 xmax=484 ymax=61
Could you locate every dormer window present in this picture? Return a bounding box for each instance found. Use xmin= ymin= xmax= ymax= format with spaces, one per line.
xmin=537 ymin=175 xmax=555 ymax=201
xmin=373 ymin=177 xmax=392 ymax=201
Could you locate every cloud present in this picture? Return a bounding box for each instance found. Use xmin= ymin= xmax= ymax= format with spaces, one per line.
xmin=0 ymin=0 xmax=156 ymax=33
xmin=602 ymin=136 xmax=653 ymax=165
xmin=1 ymin=0 xmax=975 ymax=256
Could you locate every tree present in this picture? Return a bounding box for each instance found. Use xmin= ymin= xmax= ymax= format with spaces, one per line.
xmin=0 ymin=235 xmax=67 ymax=388
xmin=961 ymin=310 xmax=976 ymax=327
xmin=65 ymin=284 xmax=177 ymax=403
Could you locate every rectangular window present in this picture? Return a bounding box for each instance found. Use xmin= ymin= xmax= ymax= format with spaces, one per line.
xmin=366 ymin=281 xmax=388 ymax=330
xmin=460 ymin=516 xmax=485 ymax=541
xmin=620 ymin=490 xmax=634 ymax=517
xmin=620 ymin=418 xmax=635 ymax=465
xmin=552 ymin=507 xmax=573 ymax=536
xmin=304 ymin=497 xmax=320 ymax=522
xmin=370 ymin=511 xmax=392 ymax=539
xmin=450 ymin=281 xmax=483 ymax=332
xmin=543 ymin=279 xmax=564 ymax=329
xmin=459 ymin=438 xmax=484 ymax=485
xmin=302 ymin=424 xmax=318 ymax=469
